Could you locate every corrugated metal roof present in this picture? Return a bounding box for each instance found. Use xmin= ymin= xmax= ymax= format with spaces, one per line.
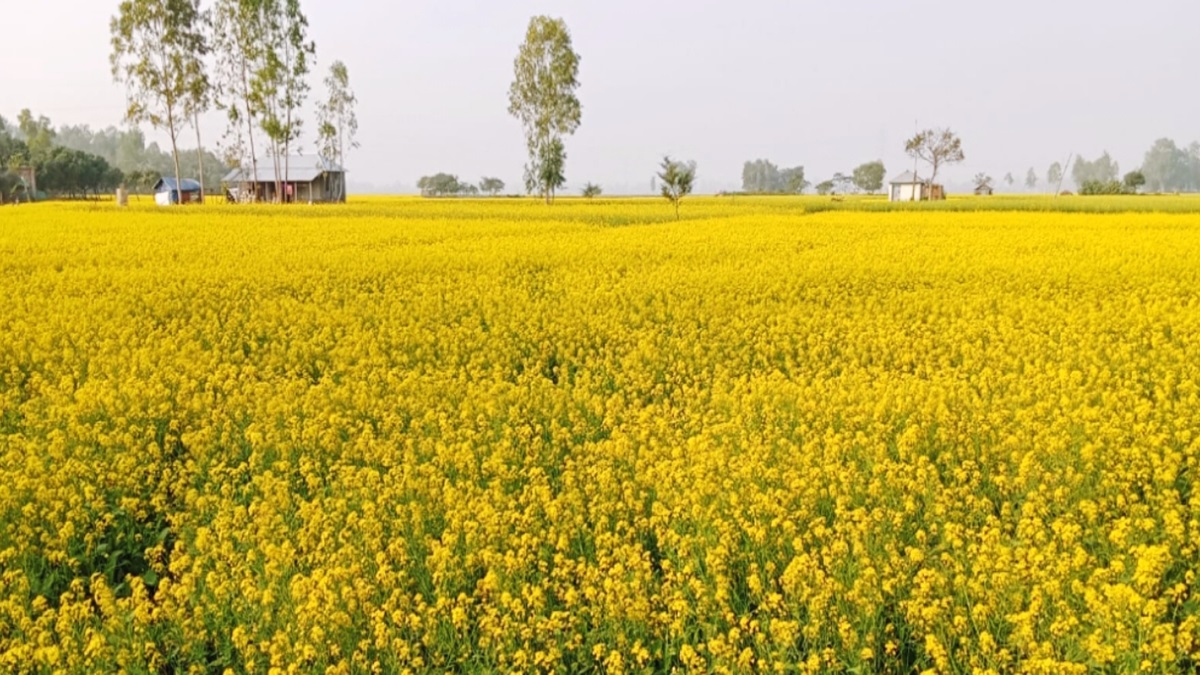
xmin=223 ymin=155 xmax=344 ymax=183
xmin=889 ymin=171 xmax=924 ymax=184
xmin=154 ymin=177 xmax=202 ymax=191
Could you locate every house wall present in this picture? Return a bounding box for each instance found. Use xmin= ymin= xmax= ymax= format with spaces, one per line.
xmin=154 ymin=189 xmax=201 ymax=205
xmin=890 ymin=183 xmax=921 ymax=202
xmin=232 ymin=173 xmax=346 ymax=204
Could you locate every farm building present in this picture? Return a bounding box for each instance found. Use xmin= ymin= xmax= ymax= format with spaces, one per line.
xmin=154 ymin=177 xmax=203 ymax=205
xmin=974 ymin=183 xmax=994 ymax=196
xmin=888 ymin=171 xmax=924 ymax=202
xmin=222 ymin=155 xmax=346 ymax=204
xmin=888 ymin=171 xmax=946 ymax=202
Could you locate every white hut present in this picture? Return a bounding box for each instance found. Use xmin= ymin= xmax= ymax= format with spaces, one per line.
xmin=888 ymin=171 xmax=925 ymax=202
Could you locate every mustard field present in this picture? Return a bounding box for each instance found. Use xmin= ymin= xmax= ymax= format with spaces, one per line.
xmin=1 ymin=197 xmax=1199 ymax=673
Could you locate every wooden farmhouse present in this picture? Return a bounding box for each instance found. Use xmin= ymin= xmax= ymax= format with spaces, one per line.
xmin=223 ymin=155 xmax=347 ymax=204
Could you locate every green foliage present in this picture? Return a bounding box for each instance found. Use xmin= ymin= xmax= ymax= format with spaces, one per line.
xmin=741 ymin=159 xmax=778 ymax=193
xmin=1080 ymin=179 xmax=1127 ymax=195
xmin=317 ymin=62 xmax=357 ymax=164
xmin=1047 ymin=162 xmax=1063 ymax=189
xmin=53 ymin=123 xmax=224 ymax=188
xmin=973 ymin=173 xmax=994 ymax=192
xmin=904 ymin=128 xmax=964 ymax=184
xmin=1071 ymin=152 xmax=1119 ymax=189
xmin=508 ymin=16 xmax=581 ymax=203
xmin=125 ymin=169 xmax=160 ymax=198
xmin=251 ymin=0 xmax=316 ymax=198
xmin=418 ymin=173 xmax=474 ymax=197
xmin=780 ymin=167 xmax=808 ymax=194
xmin=831 ymin=172 xmax=854 ymax=194
xmin=316 ymin=61 xmax=357 ymax=203
xmin=0 ymin=171 xmax=18 ymax=204
xmin=538 ymin=137 xmax=567 ymax=203
xmin=110 ymin=0 xmax=207 ymax=194
xmin=479 ymin=177 xmax=506 ymax=196
xmin=657 ymin=156 xmax=696 ymax=219
xmin=814 ymin=180 xmax=835 ymax=196
xmin=581 ymin=182 xmax=602 ymax=199
xmin=1139 ymin=138 xmax=1199 ymax=193
xmin=17 ymin=110 xmax=56 ymax=157
xmin=33 ymin=147 xmax=124 ymax=199
xmin=851 ymin=161 xmax=886 ymax=193
xmin=213 ymin=0 xmax=269 ymax=193
xmin=1123 ymin=171 xmax=1146 ymax=193
xmin=1025 ymin=167 xmax=1038 ymax=190
xmin=0 ymin=123 xmax=29 ymax=168
xmin=741 ymin=160 xmax=806 ymax=194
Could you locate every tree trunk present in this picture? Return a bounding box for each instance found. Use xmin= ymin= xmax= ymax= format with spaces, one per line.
xmin=167 ymin=103 xmax=183 ymax=206
xmin=337 ymin=121 xmax=345 ymax=202
xmin=193 ymin=108 xmax=206 ymax=203
xmin=241 ymin=58 xmax=259 ymax=203
xmin=283 ymin=37 xmax=292 ymax=204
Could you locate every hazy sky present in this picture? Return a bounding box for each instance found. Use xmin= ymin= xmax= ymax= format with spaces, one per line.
xmin=3 ymin=0 xmax=1197 ymax=193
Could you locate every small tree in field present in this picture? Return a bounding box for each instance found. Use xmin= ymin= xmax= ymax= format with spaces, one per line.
xmin=1047 ymin=162 xmax=1063 ymax=192
xmin=1123 ymin=170 xmax=1146 ymax=193
xmin=851 ymin=160 xmax=886 ymax=193
xmin=658 ymin=155 xmax=695 ymax=219
xmin=973 ymin=173 xmax=994 ymax=193
xmin=480 ymin=177 xmax=505 ymax=195
xmin=581 ymin=182 xmax=602 ymax=198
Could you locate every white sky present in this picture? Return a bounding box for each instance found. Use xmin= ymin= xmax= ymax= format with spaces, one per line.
xmin=2 ymin=0 xmax=1197 ymax=193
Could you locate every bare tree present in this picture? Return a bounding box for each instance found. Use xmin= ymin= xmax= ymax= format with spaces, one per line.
xmin=904 ymin=128 xmax=965 ymax=186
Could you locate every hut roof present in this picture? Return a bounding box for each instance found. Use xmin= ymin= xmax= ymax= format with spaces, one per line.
xmin=223 ymin=155 xmax=344 ymax=184
xmin=888 ymin=171 xmax=925 ymax=185
xmin=154 ymin=177 xmax=202 ymax=192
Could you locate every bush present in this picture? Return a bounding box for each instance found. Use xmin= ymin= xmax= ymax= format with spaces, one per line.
xmin=1079 ymin=180 xmax=1127 ymax=196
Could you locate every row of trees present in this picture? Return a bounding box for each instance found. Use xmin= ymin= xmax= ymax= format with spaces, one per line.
xmin=740 ymin=160 xmax=807 ymax=194
xmin=6 ymin=110 xmax=227 ymax=185
xmin=991 ymin=140 xmax=1200 ymax=195
xmin=416 ymin=174 xmax=507 ymax=197
xmin=0 ymin=114 xmax=129 ymax=201
xmin=110 ymin=0 xmax=358 ymax=204
xmin=1135 ymin=139 xmax=1200 ymax=193
xmin=738 ymin=160 xmax=886 ymax=196
xmin=509 ymin=16 xmax=1200 ymax=204
xmin=416 ymin=173 xmax=611 ymax=200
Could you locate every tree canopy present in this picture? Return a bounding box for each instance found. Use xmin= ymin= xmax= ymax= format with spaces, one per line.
xmin=508 ymin=16 xmax=581 ymax=204
xmin=1071 ymin=152 xmax=1120 ymax=189
xmin=851 ymin=161 xmax=885 ymax=193
xmin=658 ymin=156 xmax=696 ymax=219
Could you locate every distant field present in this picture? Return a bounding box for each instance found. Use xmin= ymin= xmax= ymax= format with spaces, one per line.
xmin=1 ymin=199 xmax=1198 ymax=672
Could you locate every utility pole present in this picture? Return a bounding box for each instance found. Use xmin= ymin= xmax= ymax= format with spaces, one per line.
xmin=1055 ymin=153 xmax=1072 ymax=197
xmin=910 ymin=120 xmax=920 ymax=201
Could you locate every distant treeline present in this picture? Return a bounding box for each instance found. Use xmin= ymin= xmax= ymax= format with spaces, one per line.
xmin=1 ymin=109 xmax=227 ymax=202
